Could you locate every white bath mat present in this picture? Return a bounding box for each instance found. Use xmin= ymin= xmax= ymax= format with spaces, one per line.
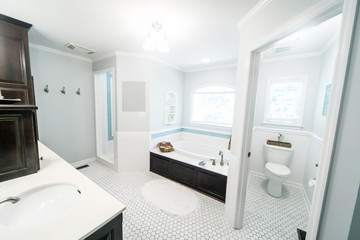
xmin=141 ymin=179 xmax=199 ymax=216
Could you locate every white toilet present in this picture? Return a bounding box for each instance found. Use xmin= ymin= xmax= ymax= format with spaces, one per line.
xmin=263 ymin=143 xmax=294 ymax=197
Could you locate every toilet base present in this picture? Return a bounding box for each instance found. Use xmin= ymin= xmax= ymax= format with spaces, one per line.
xmin=267 ymin=180 xmax=282 ymax=198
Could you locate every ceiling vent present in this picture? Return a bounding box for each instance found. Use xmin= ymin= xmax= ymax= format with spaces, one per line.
xmin=274 ymin=45 xmax=291 ymax=53
xmin=65 ymin=43 xmax=96 ymax=54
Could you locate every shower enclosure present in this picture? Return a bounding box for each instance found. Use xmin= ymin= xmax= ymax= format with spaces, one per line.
xmin=94 ymin=69 xmax=116 ymax=166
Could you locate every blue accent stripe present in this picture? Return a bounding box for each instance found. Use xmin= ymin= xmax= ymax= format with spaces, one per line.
xmin=151 ymin=128 xmax=231 ymax=139
xmin=151 ymin=128 xmax=182 ymax=139
xmin=106 ymin=72 xmax=114 ymax=141
xmin=182 ymin=128 xmax=231 ymax=139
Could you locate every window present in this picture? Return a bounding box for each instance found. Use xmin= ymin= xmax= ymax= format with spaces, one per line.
xmin=264 ymin=77 xmax=307 ymax=126
xmin=191 ymin=86 xmax=235 ymax=126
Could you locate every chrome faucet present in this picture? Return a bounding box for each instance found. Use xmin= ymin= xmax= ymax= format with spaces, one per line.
xmin=219 ymin=150 xmax=224 ymax=166
xmin=0 ymin=196 xmax=20 ymax=205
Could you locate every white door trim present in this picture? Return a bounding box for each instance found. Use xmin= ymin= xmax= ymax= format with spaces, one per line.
xmin=228 ymin=0 xmax=358 ymax=239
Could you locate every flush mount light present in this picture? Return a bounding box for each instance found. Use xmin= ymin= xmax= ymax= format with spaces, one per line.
xmin=201 ymin=58 xmax=211 ymax=63
xmin=143 ymin=22 xmax=169 ymax=53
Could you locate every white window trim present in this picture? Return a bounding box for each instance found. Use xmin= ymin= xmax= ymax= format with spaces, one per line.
xmin=190 ymin=84 xmax=235 ymax=127
xmin=263 ymin=76 xmax=308 ymax=127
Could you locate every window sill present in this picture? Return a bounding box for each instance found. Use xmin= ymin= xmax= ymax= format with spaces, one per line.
xmin=190 ymin=121 xmax=232 ymax=128
xmin=261 ymin=122 xmax=303 ymax=129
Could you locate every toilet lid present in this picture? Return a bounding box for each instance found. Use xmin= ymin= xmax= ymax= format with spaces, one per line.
xmin=265 ymin=162 xmax=291 ymax=177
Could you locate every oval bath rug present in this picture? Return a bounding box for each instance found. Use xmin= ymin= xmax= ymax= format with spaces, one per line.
xmin=141 ymin=179 xmax=199 ymax=216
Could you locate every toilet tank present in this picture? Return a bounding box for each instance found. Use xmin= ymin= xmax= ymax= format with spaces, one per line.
xmin=264 ymin=143 xmax=294 ymax=165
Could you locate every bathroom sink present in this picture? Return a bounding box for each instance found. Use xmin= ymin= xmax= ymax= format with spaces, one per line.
xmin=0 ymin=183 xmax=81 ymax=227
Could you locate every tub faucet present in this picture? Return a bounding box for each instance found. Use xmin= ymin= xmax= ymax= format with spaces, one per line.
xmin=219 ymin=150 xmax=224 ymax=166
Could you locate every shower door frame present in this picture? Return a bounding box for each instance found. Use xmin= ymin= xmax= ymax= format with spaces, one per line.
xmin=93 ymin=68 xmax=118 ymax=171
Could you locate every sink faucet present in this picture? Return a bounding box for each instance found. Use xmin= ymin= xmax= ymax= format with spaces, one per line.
xmin=0 ymin=196 xmax=20 ymax=205
xmin=219 ymin=150 xmax=224 ymax=166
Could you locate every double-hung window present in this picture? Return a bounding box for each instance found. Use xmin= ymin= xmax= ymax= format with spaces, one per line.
xmin=191 ymin=86 xmax=235 ymax=126
xmin=263 ymin=76 xmax=307 ymax=127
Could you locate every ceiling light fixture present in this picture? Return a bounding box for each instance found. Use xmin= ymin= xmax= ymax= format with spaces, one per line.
xmin=143 ymin=22 xmax=169 ymax=53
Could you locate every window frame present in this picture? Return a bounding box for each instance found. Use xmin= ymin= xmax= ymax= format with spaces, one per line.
xmin=190 ymin=84 xmax=235 ymax=127
xmin=263 ymin=76 xmax=308 ymax=127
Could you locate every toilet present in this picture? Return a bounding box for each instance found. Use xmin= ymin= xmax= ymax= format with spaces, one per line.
xmin=263 ymin=143 xmax=294 ymax=197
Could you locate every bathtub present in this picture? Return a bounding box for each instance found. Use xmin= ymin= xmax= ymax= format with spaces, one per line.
xmin=172 ymin=141 xmax=231 ymax=162
xmin=151 ymin=141 xmax=230 ymax=176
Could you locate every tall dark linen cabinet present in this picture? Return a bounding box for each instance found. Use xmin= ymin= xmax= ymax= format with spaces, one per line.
xmin=0 ymin=14 xmax=39 ymax=182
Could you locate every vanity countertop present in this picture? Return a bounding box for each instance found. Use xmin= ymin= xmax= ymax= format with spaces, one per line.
xmin=0 ymin=142 xmax=126 ymax=240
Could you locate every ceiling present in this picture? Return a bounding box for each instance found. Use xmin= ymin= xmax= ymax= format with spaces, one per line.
xmin=262 ymin=14 xmax=342 ymax=60
xmin=0 ymin=0 xmax=259 ymax=71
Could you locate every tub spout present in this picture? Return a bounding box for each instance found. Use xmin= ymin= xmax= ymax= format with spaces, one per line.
xmin=219 ymin=151 xmax=224 ymax=166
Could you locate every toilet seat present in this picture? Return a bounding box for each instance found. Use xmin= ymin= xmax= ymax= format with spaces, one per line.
xmin=265 ymin=162 xmax=291 ymax=177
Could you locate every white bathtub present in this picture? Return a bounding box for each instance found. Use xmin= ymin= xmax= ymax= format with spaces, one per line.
xmin=172 ymin=141 xmax=231 ymax=162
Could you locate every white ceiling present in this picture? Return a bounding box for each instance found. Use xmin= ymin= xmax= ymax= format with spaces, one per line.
xmin=0 ymin=0 xmax=259 ymax=71
xmin=262 ymin=14 xmax=342 ymax=60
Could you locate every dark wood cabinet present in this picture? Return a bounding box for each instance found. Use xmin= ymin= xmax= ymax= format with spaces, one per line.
xmin=150 ymin=152 xmax=227 ymax=202
xmin=85 ymin=213 xmax=123 ymax=240
xmin=0 ymin=14 xmax=39 ymax=182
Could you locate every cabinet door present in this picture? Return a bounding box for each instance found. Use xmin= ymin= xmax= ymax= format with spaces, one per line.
xmin=85 ymin=213 xmax=123 ymax=240
xmin=150 ymin=153 xmax=170 ymax=177
xmin=196 ymin=170 xmax=227 ymax=201
xmin=0 ymin=20 xmax=33 ymax=105
xmin=0 ymin=110 xmax=39 ymax=181
xmin=172 ymin=161 xmax=196 ymax=186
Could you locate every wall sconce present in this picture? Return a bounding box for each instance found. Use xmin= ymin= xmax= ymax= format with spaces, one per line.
xmin=44 ymin=85 xmax=49 ymax=93
xmin=61 ymin=87 xmax=66 ymax=94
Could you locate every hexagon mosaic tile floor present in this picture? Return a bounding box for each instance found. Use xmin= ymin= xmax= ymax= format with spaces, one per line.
xmin=80 ymin=162 xmax=309 ymax=239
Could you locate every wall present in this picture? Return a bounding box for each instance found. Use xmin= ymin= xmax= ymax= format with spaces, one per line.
xmin=149 ymin=62 xmax=184 ymax=131
xmin=312 ymin=42 xmax=338 ymax=137
xmin=183 ymin=66 xmax=237 ymax=133
xmin=348 ymin=185 xmax=360 ymax=239
xmin=30 ymin=45 xmax=95 ymax=163
xmin=254 ymin=56 xmax=322 ymax=130
xmin=318 ymin=6 xmax=360 ymax=239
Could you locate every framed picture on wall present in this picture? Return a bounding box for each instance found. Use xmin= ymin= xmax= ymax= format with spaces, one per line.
xmin=322 ymin=84 xmax=332 ymax=116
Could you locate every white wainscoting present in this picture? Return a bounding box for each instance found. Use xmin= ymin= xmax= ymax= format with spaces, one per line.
xmin=250 ymin=127 xmax=322 ymax=210
xmin=117 ymin=131 xmax=150 ymax=172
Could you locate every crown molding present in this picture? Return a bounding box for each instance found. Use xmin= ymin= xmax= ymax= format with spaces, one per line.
xmin=237 ymin=0 xmax=273 ymax=30
xmin=184 ymin=63 xmax=237 ymax=73
xmin=29 ymin=43 xmax=92 ymax=62
xmin=114 ymin=51 xmax=184 ymax=72
xmin=92 ymin=52 xmax=117 ymax=62
xmin=261 ymin=51 xmax=322 ymax=63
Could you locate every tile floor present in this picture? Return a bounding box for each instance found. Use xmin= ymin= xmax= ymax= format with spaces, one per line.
xmin=80 ymin=162 xmax=309 ymax=240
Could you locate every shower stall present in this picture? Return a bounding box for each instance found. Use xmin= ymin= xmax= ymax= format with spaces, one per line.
xmin=94 ymin=69 xmax=116 ymax=166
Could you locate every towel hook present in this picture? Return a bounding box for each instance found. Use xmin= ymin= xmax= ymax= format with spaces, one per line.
xmin=44 ymin=85 xmax=49 ymax=93
xmin=61 ymin=86 xmax=66 ymax=95
xmin=76 ymin=88 xmax=81 ymax=95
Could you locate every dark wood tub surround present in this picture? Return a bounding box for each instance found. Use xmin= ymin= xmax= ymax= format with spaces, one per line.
xmin=150 ymin=152 xmax=227 ymax=202
xmin=0 ymin=14 xmax=39 ymax=182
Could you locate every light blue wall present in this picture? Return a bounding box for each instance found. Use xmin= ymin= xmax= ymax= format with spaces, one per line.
xmin=349 ymin=185 xmax=360 ymax=239
xmin=183 ymin=67 xmax=237 ymax=133
xmin=255 ymin=56 xmax=322 ymax=130
xmin=93 ymin=56 xmax=116 ymax=72
xmin=312 ymin=42 xmax=338 ymax=137
xmin=149 ymin=62 xmax=184 ymax=131
xmin=30 ymin=47 xmax=95 ymax=163
xmin=318 ymin=7 xmax=360 ymax=239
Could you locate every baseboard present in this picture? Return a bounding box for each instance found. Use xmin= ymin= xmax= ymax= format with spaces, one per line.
xmin=301 ymin=184 xmax=311 ymax=213
xmin=71 ymin=157 xmax=96 ymax=168
xmin=249 ymin=170 xmax=310 ymax=213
